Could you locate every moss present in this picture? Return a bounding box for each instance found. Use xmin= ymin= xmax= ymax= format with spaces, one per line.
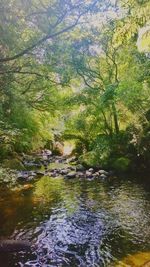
xmin=3 ymin=158 xmax=25 ymax=170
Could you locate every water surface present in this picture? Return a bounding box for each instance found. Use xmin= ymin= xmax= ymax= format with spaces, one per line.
xmin=0 ymin=174 xmax=150 ymax=266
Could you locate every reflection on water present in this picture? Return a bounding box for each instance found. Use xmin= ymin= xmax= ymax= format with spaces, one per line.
xmin=0 ymin=175 xmax=150 ymax=266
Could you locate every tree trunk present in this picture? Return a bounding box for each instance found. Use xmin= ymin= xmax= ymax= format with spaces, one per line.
xmin=112 ymin=102 xmax=119 ymax=134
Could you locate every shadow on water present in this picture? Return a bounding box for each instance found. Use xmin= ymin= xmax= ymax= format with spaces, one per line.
xmin=0 ymin=174 xmax=150 ymax=266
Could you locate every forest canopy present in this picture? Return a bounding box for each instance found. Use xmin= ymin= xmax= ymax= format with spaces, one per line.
xmin=0 ymin=0 xmax=150 ymax=171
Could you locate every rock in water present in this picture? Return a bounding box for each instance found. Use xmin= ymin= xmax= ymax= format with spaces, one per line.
xmin=114 ymin=251 xmax=150 ymax=267
xmin=85 ymin=171 xmax=93 ymax=178
xmin=76 ymin=164 xmax=85 ymax=171
xmin=0 ymin=240 xmax=31 ymax=252
xmin=66 ymin=171 xmax=76 ymax=179
xmin=89 ymin=168 xmax=94 ymax=173
xmin=143 ymin=261 xmax=150 ymax=267
xmin=100 ymin=174 xmax=107 ymax=179
xmin=99 ymin=170 xmax=109 ymax=176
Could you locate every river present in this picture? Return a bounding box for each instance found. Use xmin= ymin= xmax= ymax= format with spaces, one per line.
xmin=0 ymin=162 xmax=150 ymax=267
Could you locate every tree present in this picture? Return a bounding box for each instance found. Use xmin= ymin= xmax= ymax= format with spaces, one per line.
xmin=62 ymin=4 xmax=150 ymax=169
xmin=0 ymin=0 xmax=104 ymax=155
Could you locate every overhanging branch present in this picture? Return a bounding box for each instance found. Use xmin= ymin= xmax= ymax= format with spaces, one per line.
xmin=0 ymin=0 xmax=99 ymax=63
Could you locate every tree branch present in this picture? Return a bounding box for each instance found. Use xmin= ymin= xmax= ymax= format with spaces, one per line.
xmin=0 ymin=0 xmax=99 ymax=63
xmin=0 ymin=18 xmax=80 ymax=63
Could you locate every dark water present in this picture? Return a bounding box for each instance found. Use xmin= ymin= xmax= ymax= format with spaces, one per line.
xmin=0 ymin=174 xmax=150 ymax=267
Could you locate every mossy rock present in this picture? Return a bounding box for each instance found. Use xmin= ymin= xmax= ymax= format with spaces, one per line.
xmin=112 ymin=157 xmax=131 ymax=172
xmin=114 ymin=251 xmax=150 ymax=266
xmin=3 ymin=159 xmax=26 ymax=170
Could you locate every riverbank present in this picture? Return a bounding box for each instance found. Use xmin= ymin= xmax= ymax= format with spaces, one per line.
xmin=0 ymin=151 xmax=113 ymax=189
xmin=1 ymin=149 xmax=150 ymax=191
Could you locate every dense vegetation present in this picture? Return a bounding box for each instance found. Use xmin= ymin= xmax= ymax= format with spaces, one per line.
xmin=0 ymin=0 xmax=150 ymax=172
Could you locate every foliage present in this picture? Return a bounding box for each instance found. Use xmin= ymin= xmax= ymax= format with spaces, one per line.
xmin=62 ymin=1 xmax=150 ymax=171
xmin=112 ymin=157 xmax=131 ymax=172
xmin=0 ymin=0 xmax=150 ymax=172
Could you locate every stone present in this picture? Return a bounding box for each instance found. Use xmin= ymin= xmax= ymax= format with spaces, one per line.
xmin=87 ymin=177 xmax=94 ymax=181
xmin=100 ymin=174 xmax=107 ymax=179
xmin=60 ymin=169 xmax=68 ymax=175
xmin=23 ymin=184 xmax=34 ymax=190
xmin=93 ymin=173 xmax=99 ymax=178
xmin=17 ymin=171 xmax=29 ymax=180
xmin=44 ymin=149 xmax=52 ymax=156
xmin=85 ymin=171 xmax=93 ymax=179
xmin=23 ymin=161 xmax=41 ymax=169
xmin=66 ymin=156 xmax=77 ymax=163
xmin=27 ymin=176 xmax=35 ymax=181
xmin=98 ymin=170 xmax=109 ymax=175
xmin=89 ymin=168 xmax=94 ymax=172
xmin=66 ymin=171 xmax=76 ymax=179
xmin=17 ymin=170 xmax=38 ymax=182
xmin=86 ymin=171 xmax=93 ymax=178
xmin=51 ymin=173 xmax=57 ymax=177
xmin=94 ymin=172 xmax=100 ymax=177
xmin=69 ymin=166 xmax=76 ymax=171
xmin=42 ymin=155 xmax=48 ymax=161
xmin=30 ymin=171 xmax=37 ymax=177
xmin=55 ymin=159 xmax=60 ymax=163
xmin=36 ymin=171 xmax=45 ymax=176
xmin=76 ymin=172 xmax=85 ymax=178
xmin=76 ymin=164 xmax=85 ymax=171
